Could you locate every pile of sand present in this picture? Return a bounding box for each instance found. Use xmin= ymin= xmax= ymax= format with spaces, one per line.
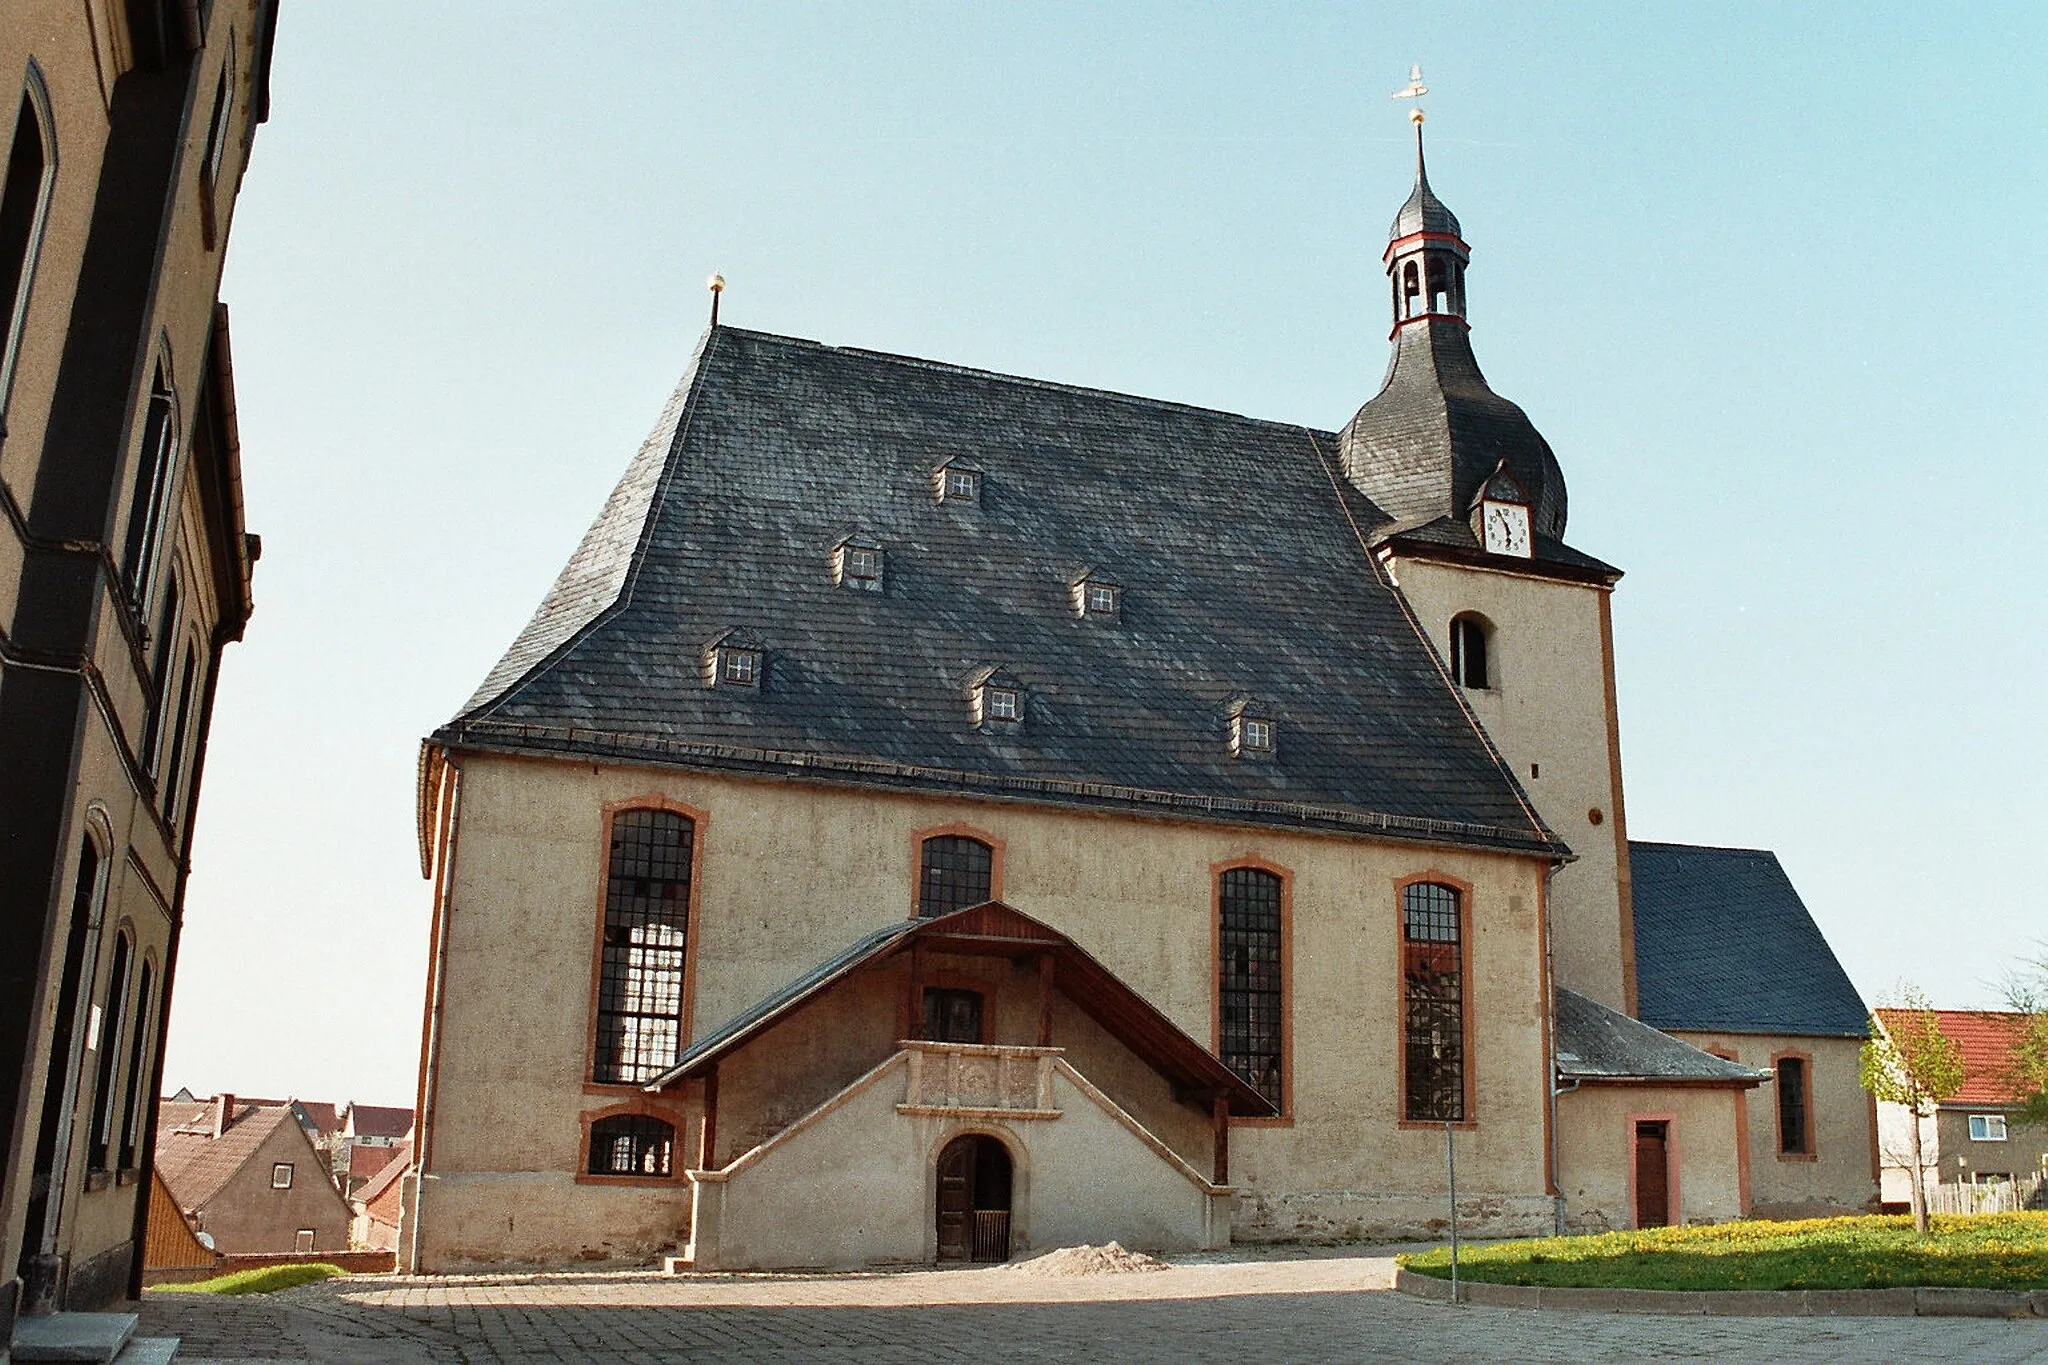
xmin=1002 ymin=1241 xmax=1169 ymax=1277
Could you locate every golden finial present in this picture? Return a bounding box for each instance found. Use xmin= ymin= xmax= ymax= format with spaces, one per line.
xmin=1391 ymin=64 xmax=1429 ymax=173
xmin=707 ymin=272 xmax=725 ymax=327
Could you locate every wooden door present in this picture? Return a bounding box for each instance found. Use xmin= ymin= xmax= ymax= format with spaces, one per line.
xmin=936 ymin=1136 xmax=974 ymax=1261
xmin=1634 ymin=1121 xmax=1670 ymax=1228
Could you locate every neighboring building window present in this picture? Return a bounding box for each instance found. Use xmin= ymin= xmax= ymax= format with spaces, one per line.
xmin=0 ymin=80 xmax=56 ymax=427
xmin=88 ymin=930 xmax=134 ymax=1170
xmin=271 ymin=1162 xmax=293 ymax=1189
xmin=588 ymin=1114 xmax=674 ymax=1177
xmin=1217 ymin=867 xmax=1283 ymax=1108
xmin=923 ymin=988 xmax=984 ymax=1044
xmin=119 ymin=959 xmax=154 ymax=1169
xmin=201 ymin=43 xmax=234 ymax=192
xmin=917 ymin=835 xmax=992 ymax=919
xmin=1402 ymin=881 xmax=1465 ymax=1122
xmin=160 ymin=640 xmax=199 ymax=820
xmin=593 ymin=809 xmax=695 ymax=1084
xmin=294 ymin=1229 xmax=314 ymax=1252
xmin=140 ymin=573 xmax=181 ymax=772
xmin=1776 ymin=1055 xmax=1811 ymax=1155
xmin=1450 ymin=614 xmax=1491 ymax=689
xmin=121 ymin=365 xmax=180 ymax=610
xmin=1968 ymin=1114 xmax=2008 ymax=1142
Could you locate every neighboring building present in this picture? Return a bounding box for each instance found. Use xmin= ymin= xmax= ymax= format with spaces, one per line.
xmin=1872 ymin=1009 xmax=2048 ymax=1207
xmin=1629 ymin=842 xmax=1877 ymax=1217
xmin=340 ymin=1104 xmax=412 ymax=1151
xmin=0 ymin=0 xmax=276 ymax=1334
xmin=347 ymin=1142 xmax=409 ymax=1253
xmin=138 ymin=1168 xmax=212 ymax=1277
xmin=151 ymin=1096 xmax=352 ymax=1257
xmin=407 ymin=125 xmax=1869 ymax=1273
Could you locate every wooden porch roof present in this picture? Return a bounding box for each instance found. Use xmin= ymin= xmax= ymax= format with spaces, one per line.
xmin=645 ymin=902 xmax=1276 ymax=1117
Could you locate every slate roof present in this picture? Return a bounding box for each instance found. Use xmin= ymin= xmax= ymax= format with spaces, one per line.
xmin=1872 ymin=1009 xmax=2030 ymax=1107
xmin=439 ymin=325 xmax=1562 ymax=859
xmin=1391 ymin=157 xmax=1462 ymax=240
xmin=1555 ymin=987 xmax=1771 ymax=1085
xmin=1375 ymin=514 xmax=1620 ymax=582
xmin=1630 ymin=841 xmax=1870 ymax=1039
xmin=155 ymin=1099 xmax=296 ymax=1210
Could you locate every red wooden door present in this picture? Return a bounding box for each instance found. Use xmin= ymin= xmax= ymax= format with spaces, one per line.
xmin=936 ymin=1137 xmax=974 ymax=1261
xmin=1634 ymin=1122 xmax=1670 ymax=1228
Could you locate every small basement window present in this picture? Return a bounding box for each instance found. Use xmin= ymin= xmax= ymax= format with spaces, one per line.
xmin=933 ymin=458 xmax=983 ymax=504
xmin=1969 ymin=1114 xmax=2008 ymax=1142
xmin=271 ymin=1162 xmax=293 ymax=1189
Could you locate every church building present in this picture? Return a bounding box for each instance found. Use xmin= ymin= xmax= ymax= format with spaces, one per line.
xmin=404 ymin=123 xmax=1875 ymax=1271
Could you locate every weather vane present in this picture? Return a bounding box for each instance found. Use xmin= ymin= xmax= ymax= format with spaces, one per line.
xmin=1391 ymin=63 xmax=1428 ymax=126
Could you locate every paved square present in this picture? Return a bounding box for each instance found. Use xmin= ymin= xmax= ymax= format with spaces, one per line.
xmin=141 ymin=1248 xmax=2048 ymax=1364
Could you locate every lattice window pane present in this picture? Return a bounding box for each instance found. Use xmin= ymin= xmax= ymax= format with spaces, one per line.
xmin=918 ymin=836 xmax=992 ymax=919
xmin=1402 ymin=881 xmax=1464 ymax=1121
xmin=594 ymin=810 xmax=694 ymax=1084
xmin=1218 ymin=867 xmax=1283 ymax=1107
xmin=588 ymin=1115 xmax=675 ymax=1177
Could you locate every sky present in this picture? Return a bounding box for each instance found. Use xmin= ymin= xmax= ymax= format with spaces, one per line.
xmin=163 ymin=3 xmax=2047 ymax=1106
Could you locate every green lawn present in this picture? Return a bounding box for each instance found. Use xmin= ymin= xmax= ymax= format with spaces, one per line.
xmin=1398 ymin=1213 xmax=2048 ymax=1291
xmin=154 ymin=1263 xmax=347 ymax=1295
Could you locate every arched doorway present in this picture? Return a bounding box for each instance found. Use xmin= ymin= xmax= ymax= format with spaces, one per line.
xmin=936 ymin=1134 xmax=1012 ymax=1262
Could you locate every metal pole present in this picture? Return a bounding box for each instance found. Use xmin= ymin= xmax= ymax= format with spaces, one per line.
xmin=1445 ymin=1119 xmax=1460 ymax=1305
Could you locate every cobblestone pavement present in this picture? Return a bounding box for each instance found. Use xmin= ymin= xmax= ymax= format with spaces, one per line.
xmin=141 ymin=1248 xmax=2048 ymax=1364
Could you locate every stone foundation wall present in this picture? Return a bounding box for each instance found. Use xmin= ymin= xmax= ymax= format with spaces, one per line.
xmin=1231 ymin=1189 xmax=1556 ymax=1244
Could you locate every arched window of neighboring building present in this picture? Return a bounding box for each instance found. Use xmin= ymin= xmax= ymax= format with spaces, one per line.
xmin=592 ymin=809 xmax=695 ymax=1084
xmin=587 ymin=1113 xmax=674 ymax=1177
xmin=917 ymin=835 xmax=992 ymax=919
xmin=121 ymin=363 xmax=180 ymax=611
xmin=88 ymin=928 xmax=134 ymax=1171
xmin=160 ymin=640 xmax=200 ymax=820
xmin=1402 ymin=880 xmax=1465 ymax=1122
xmin=119 ymin=958 xmax=155 ymax=1170
xmin=1449 ymin=614 xmax=1491 ymax=690
xmin=0 ymin=74 xmax=55 ymax=428
xmin=1217 ymin=866 xmax=1284 ymax=1109
xmin=140 ymin=571 xmax=181 ymax=773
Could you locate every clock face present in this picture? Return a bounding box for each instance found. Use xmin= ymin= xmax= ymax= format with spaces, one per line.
xmin=1482 ymin=502 xmax=1532 ymax=558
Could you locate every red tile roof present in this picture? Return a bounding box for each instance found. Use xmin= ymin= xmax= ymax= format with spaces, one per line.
xmin=292 ymin=1100 xmax=339 ymax=1137
xmin=348 ymin=1142 xmax=402 ymax=1184
xmin=355 ymin=1141 xmax=411 ymax=1222
xmin=1874 ymin=1009 xmax=2031 ymax=1106
xmin=343 ymin=1104 xmax=414 ymax=1140
xmin=154 ymin=1099 xmax=297 ymax=1209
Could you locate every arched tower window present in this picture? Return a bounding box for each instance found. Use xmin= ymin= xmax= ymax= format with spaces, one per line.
xmin=917 ymin=835 xmax=992 ymax=918
xmin=587 ymin=1113 xmax=675 ymax=1177
xmin=1400 ymin=260 xmax=1422 ymax=320
xmin=121 ymin=364 xmax=180 ymax=610
xmin=1449 ymin=614 xmax=1492 ymax=690
xmin=593 ymin=809 xmax=695 ymax=1084
xmin=1217 ymin=866 xmax=1284 ymax=1108
xmin=88 ymin=929 xmax=134 ymax=1170
xmin=0 ymin=76 xmax=55 ymax=426
xmin=1401 ymin=880 xmax=1466 ymax=1122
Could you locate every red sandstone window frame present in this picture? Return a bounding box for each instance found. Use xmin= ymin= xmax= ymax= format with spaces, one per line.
xmin=1772 ymin=1048 xmax=1817 ymax=1161
xmin=575 ymin=1098 xmax=691 ymax=1186
xmin=1394 ymin=871 xmax=1477 ymax=1130
xmin=583 ymin=796 xmax=710 ymax=1095
xmin=1210 ymin=857 xmax=1292 ymax=1126
xmin=908 ymin=822 xmax=1005 ymax=921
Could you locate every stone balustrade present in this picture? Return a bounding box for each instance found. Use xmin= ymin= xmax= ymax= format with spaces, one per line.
xmin=895 ymin=1041 xmax=1063 ymax=1120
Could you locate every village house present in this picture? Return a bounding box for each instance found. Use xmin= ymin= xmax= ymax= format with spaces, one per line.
xmin=1872 ymin=1009 xmax=2048 ymax=1210
xmin=150 ymin=1095 xmax=352 ymax=1257
xmin=404 ymin=124 xmax=1874 ymax=1272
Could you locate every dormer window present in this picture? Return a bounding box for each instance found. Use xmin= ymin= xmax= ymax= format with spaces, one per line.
xmin=1070 ymin=569 xmax=1122 ymax=620
xmin=1226 ymin=698 xmax=1274 ymax=759
xmin=832 ymin=535 xmax=884 ymax=591
xmin=703 ymin=630 xmax=765 ymax=690
xmin=969 ymin=666 xmax=1024 ymax=729
xmin=933 ymin=458 xmax=982 ymax=504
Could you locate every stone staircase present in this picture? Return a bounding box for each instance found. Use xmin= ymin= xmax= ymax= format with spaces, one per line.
xmin=9 ymin=1312 xmax=177 ymax=1364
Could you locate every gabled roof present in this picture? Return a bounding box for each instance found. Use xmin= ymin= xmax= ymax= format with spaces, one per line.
xmin=1872 ymin=1009 xmax=2030 ymax=1107
xmin=646 ymin=901 xmax=1276 ymax=1117
xmin=1629 ymin=841 xmax=1870 ymax=1039
xmin=352 ymin=1140 xmax=411 ymax=1212
xmin=342 ymin=1104 xmax=414 ymax=1140
xmin=435 ymin=326 xmax=1560 ymax=860
xmin=291 ymin=1100 xmax=338 ymax=1138
xmin=155 ymin=1100 xmax=297 ymax=1210
xmin=1555 ymin=988 xmax=1770 ymax=1086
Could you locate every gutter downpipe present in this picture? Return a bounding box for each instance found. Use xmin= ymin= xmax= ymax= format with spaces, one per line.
xmin=1544 ymin=859 xmax=1568 ymax=1237
xmin=407 ymin=754 xmax=461 ymax=1276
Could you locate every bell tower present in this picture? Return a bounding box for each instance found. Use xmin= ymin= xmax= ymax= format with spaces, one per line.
xmin=1350 ymin=76 xmax=1638 ymax=1013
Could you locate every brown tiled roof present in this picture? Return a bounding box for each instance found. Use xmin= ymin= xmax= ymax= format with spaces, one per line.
xmin=154 ymin=1099 xmax=295 ymax=1210
xmin=344 ymin=1104 xmax=414 ymax=1140
xmin=1874 ymin=1009 xmax=2030 ymax=1106
xmin=356 ymin=1141 xmax=410 ymax=1221
xmin=292 ymin=1100 xmax=339 ymax=1137
xmin=348 ymin=1142 xmax=401 ymax=1183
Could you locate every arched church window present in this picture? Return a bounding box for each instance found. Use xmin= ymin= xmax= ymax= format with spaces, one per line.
xmin=1217 ymin=865 xmax=1284 ymax=1109
xmin=593 ymin=809 xmax=695 ymax=1084
xmin=587 ymin=1114 xmax=674 ymax=1177
xmin=1402 ymin=880 xmax=1466 ymax=1122
xmin=917 ymin=835 xmax=992 ymax=918
xmin=1450 ymin=614 xmax=1492 ymax=690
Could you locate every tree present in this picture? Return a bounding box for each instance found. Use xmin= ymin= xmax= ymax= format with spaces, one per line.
xmin=2002 ymin=946 xmax=2048 ymax=1131
xmin=1860 ymin=988 xmax=1965 ymax=1235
